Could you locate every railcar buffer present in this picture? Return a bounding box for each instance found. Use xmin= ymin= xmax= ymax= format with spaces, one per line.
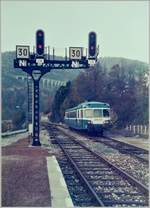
xmin=14 ymin=29 xmax=99 ymax=146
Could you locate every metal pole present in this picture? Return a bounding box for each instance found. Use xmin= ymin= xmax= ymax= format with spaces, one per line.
xmin=48 ymin=46 xmax=50 ymax=60
xmin=53 ymin=47 xmax=55 ymax=60
xmin=65 ymin=48 xmax=67 ymax=61
xmin=32 ymin=80 xmax=41 ymax=146
xmin=27 ymin=74 xmax=29 ymax=131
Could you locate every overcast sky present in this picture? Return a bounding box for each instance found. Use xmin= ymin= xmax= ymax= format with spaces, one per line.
xmin=1 ymin=1 xmax=149 ymax=63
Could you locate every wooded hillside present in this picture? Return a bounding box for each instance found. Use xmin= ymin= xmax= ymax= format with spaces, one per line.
xmin=2 ymin=51 xmax=149 ymax=130
xmin=51 ymin=61 xmax=149 ymax=127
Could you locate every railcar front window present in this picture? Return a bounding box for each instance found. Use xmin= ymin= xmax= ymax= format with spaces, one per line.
xmin=93 ymin=109 xmax=103 ymax=117
xmin=103 ymin=109 xmax=109 ymax=117
xmin=84 ymin=109 xmax=93 ymax=118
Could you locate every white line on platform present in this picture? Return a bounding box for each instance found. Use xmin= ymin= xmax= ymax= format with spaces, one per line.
xmin=46 ymin=156 xmax=74 ymax=208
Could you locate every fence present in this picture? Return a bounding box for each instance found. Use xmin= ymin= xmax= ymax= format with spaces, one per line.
xmin=125 ymin=125 xmax=149 ymax=136
xmin=1 ymin=129 xmax=28 ymax=137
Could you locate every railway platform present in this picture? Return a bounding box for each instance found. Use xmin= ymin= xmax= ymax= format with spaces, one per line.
xmin=2 ymin=130 xmax=73 ymax=208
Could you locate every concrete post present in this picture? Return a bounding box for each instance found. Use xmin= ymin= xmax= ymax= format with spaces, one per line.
xmin=133 ymin=125 xmax=136 ymax=134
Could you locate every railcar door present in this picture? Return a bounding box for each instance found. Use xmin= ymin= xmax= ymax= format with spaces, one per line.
xmin=79 ymin=109 xmax=83 ymax=129
xmin=77 ymin=110 xmax=80 ymax=129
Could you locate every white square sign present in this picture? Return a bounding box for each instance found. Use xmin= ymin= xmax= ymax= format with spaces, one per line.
xmin=69 ymin=47 xmax=82 ymax=60
xmin=16 ymin=45 xmax=30 ymax=59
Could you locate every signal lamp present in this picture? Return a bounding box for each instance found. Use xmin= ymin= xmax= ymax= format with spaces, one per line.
xmin=88 ymin=32 xmax=97 ymax=57
xmin=36 ymin=30 xmax=44 ymax=56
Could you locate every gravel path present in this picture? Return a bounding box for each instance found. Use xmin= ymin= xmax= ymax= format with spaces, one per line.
xmin=2 ymin=132 xmax=29 ymax=146
xmin=2 ymin=135 xmax=52 ymax=207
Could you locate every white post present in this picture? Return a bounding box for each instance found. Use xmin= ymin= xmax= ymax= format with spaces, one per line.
xmin=133 ymin=125 xmax=136 ymax=134
xmin=140 ymin=125 xmax=143 ymax=135
xmin=137 ymin=125 xmax=140 ymax=134
xmin=144 ymin=125 xmax=147 ymax=135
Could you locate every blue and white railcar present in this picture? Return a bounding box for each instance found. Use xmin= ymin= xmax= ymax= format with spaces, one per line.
xmin=64 ymin=101 xmax=111 ymax=135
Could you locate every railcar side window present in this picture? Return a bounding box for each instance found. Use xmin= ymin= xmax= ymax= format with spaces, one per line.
xmin=69 ymin=111 xmax=77 ymax=118
xmin=93 ymin=109 xmax=102 ymax=117
xmin=103 ymin=109 xmax=109 ymax=117
xmin=84 ymin=109 xmax=93 ymax=118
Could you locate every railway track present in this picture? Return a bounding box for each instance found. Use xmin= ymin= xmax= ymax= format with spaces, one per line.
xmin=59 ymin=126 xmax=149 ymax=186
xmin=64 ymin=126 xmax=149 ymax=163
xmin=47 ymin=125 xmax=101 ymax=206
xmin=94 ymin=135 xmax=149 ymax=163
xmin=55 ymin=123 xmax=149 ymax=163
xmin=46 ymin=124 xmax=149 ymax=207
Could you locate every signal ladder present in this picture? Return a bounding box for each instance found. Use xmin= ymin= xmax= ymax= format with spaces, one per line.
xmin=27 ymin=74 xmax=33 ymax=126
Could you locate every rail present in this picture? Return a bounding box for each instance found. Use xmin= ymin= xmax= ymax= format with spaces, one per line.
xmin=71 ymin=136 xmax=149 ymax=196
xmin=53 ymin=131 xmax=148 ymax=207
xmin=56 ymin=138 xmax=104 ymax=207
xmin=101 ymin=135 xmax=149 ymax=163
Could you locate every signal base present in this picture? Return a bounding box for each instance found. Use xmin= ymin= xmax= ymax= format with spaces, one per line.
xmin=32 ymin=140 xmax=41 ymax=146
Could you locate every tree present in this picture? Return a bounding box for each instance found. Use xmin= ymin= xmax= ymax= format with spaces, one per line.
xmin=50 ymin=62 xmax=149 ymax=127
xmin=133 ymin=73 xmax=149 ymax=124
xmin=51 ymin=81 xmax=71 ymax=122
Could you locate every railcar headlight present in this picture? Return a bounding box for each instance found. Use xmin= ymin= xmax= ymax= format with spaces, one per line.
xmin=88 ymin=120 xmax=93 ymax=124
xmin=104 ymin=120 xmax=110 ymax=124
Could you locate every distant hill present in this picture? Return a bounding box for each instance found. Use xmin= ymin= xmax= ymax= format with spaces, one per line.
xmin=101 ymin=57 xmax=148 ymax=75
xmin=2 ymin=51 xmax=148 ymax=81
xmin=2 ymin=51 xmax=83 ymax=80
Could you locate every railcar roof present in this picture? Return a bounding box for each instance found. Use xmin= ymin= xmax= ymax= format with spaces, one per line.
xmin=66 ymin=101 xmax=110 ymax=112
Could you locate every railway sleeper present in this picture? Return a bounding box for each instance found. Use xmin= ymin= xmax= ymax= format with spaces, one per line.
xmin=102 ymin=199 xmax=148 ymax=206
xmin=80 ymin=167 xmax=110 ymax=171
xmin=95 ymin=191 xmax=140 ymax=196
xmin=76 ymin=162 xmax=106 ymax=166
xmin=85 ymin=175 xmax=119 ymax=180
xmin=92 ymin=183 xmax=137 ymax=188
xmin=83 ymin=172 xmax=117 ymax=176
xmin=87 ymin=178 xmax=121 ymax=181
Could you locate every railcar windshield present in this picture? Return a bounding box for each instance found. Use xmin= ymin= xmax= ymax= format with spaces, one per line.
xmin=84 ymin=109 xmax=103 ymax=118
xmin=84 ymin=109 xmax=93 ymax=118
xmin=103 ymin=109 xmax=109 ymax=117
xmin=93 ymin=109 xmax=103 ymax=117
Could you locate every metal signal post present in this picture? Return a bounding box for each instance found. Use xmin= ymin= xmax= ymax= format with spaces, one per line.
xmin=32 ymin=79 xmax=40 ymax=146
xmin=14 ymin=29 xmax=99 ymax=146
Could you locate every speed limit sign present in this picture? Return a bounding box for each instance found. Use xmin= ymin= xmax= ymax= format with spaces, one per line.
xmin=16 ymin=45 xmax=30 ymax=59
xmin=69 ymin=47 xmax=82 ymax=60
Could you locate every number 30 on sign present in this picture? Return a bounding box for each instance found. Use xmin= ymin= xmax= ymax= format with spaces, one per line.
xmin=16 ymin=45 xmax=30 ymax=59
xmin=69 ymin=47 xmax=82 ymax=60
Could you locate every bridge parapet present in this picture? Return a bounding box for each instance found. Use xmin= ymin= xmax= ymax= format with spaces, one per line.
xmin=15 ymin=75 xmax=66 ymax=88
